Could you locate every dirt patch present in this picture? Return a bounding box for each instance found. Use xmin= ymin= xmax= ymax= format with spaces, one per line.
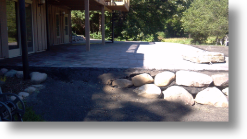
xmin=0 ymin=76 xmax=33 ymax=95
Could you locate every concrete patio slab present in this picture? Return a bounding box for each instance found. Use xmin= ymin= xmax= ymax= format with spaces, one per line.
xmin=0 ymin=41 xmax=228 ymax=71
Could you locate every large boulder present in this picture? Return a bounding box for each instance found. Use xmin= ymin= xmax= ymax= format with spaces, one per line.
xmin=132 ymin=73 xmax=154 ymax=87
xmin=30 ymin=72 xmax=47 ymax=84
xmin=211 ymin=73 xmax=228 ymax=87
xmin=222 ymin=87 xmax=229 ymax=96
xmin=176 ymin=71 xmax=213 ymax=87
xmin=195 ymin=87 xmax=228 ymax=107
xmin=182 ymin=51 xmax=225 ymax=64
xmin=0 ymin=68 xmax=8 ymax=76
xmin=154 ymin=71 xmax=175 ymax=87
xmin=5 ymin=70 xmax=17 ymax=77
xmin=133 ymin=84 xmax=162 ymax=99
xmin=163 ymin=86 xmax=194 ymax=106
xmin=112 ymin=79 xmax=133 ymax=88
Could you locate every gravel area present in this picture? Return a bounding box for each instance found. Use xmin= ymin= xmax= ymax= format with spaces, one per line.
xmin=23 ymin=67 xmax=228 ymax=121
xmin=1 ymin=45 xmax=229 ymax=121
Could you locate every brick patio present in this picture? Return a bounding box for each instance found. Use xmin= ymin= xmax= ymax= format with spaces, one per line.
xmin=0 ymin=41 xmax=228 ymax=71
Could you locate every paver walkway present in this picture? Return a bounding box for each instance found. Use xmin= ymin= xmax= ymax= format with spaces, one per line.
xmin=0 ymin=41 xmax=228 ymax=71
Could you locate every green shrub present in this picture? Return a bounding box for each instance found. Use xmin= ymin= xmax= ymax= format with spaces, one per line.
xmin=90 ymin=32 xmax=102 ymax=39
xmin=156 ymin=32 xmax=166 ymax=41
xmin=190 ymin=33 xmax=209 ymax=44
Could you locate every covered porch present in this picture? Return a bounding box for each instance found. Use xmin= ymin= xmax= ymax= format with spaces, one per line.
xmin=0 ymin=0 xmax=130 ymax=79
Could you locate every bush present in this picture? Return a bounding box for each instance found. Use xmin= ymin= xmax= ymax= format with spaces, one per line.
xmin=90 ymin=32 xmax=102 ymax=39
xmin=190 ymin=33 xmax=209 ymax=44
xmin=156 ymin=32 xmax=166 ymax=41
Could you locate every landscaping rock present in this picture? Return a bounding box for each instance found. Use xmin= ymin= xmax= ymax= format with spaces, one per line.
xmin=112 ymin=79 xmax=133 ymax=88
xmin=18 ymin=92 xmax=29 ymax=98
xmin=16 ymin=71 xmax=24 ymax=79
xmin=132 ymin=73 xmax=154 ymax=87
xmin=211 ymin=73 xmax=228 ymax=87
xmin=195 ymin=87 xmax=228 ymax=107
xmin=163 ymin=86 xmax=194 ymax=106
xmin=30 ymin=72 xmax=47 ymax=84
xmin=222 ymin=87 xmax=229 ymax=96
xmin=0 ymin=68 xmax=8 ymax=76
xmin=31 ymin=84 xmax=45 ymax=90
xmin=154 ymin=71 xmax=175 ymax=87
xmin=5 ymin=70 xmax=17 ymax=77
xmin=182 ymin=51 xmax=225 ymax=64
xmin=133 ymin=84 xmax=162 ymax=99
xmin=176 ymin=70 xmax=213 ymax=87
xmin=11 ymin=96 xmax=23 ymax=101
xmin=24 ymin=86 xmax=37 ymax=93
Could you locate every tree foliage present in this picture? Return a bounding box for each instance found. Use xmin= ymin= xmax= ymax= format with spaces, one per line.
xmin=71 ymin=0 xmax=228 ymax=43
xmin=181 ymin=0 xmax=228 ymax=44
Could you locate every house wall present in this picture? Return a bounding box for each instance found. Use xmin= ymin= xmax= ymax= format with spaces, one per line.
xmin=32 ymin=0 xmax=47 ymax=52
xmin=0 ymin=0 xmax=72 ymax=59
xmin=47 ymin=4 xmax=71 ymax=46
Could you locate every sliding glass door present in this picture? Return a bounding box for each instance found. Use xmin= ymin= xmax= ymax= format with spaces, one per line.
xmin=7 ymin=0 xmax=20 ymax=57
xmin=7 ymin=0 xmax=34 ymax=58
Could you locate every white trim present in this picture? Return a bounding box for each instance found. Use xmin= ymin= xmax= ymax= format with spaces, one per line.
xmin=64 ymin=14 xmax=69 ymax=44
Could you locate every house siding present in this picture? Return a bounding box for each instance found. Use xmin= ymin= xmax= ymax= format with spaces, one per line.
xmin=48 ymin=4 xmax=71 ymax=46
xmin=0 ymin=0 xmax=72 ymax=59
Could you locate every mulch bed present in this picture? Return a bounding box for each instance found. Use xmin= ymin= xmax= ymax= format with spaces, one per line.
xmin=0 ymin=76 xmax=33 ymax=95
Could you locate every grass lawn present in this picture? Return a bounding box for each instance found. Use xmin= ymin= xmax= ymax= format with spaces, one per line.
xmin=161 ymin=37 xmax=218 ymax=45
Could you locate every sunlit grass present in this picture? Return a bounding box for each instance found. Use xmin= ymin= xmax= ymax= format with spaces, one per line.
xmin=161 ymin=36 xmax=220 ymax=45
xmin=161 ymin=37 xmax=192 ymax=44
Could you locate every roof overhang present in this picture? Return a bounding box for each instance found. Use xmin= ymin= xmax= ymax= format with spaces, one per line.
xmin=48 ymin=0 xmax=108 ymax=11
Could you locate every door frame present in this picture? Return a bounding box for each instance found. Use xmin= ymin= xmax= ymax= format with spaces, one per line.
xmin=64 ymin=14 xmax=69 ymax=44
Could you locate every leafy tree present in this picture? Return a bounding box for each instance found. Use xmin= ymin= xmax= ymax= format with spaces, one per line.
xmin=181 ymin=0 xmax=228 ymax=44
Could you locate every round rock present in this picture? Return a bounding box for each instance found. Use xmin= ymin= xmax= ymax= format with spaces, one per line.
xmin=133 ymin=84 xmax=161 ymax=99
xmin=132 ymin=73 xmax=154 ymax=87
xmin=222 ymin=87 xmax=229 ymax=96
xmin=163 ymin=86 xmax=194 ymax=106
xmin=195 ymin=87 xmax=228 ymax=107
xmin=176 ymin=70 xmax=213 ymax=87
xmin=24 ymin=86 xmax=37 ymax=93
xmin=154 ymin=71 xmax=175 ymax=87
xmin=0 ymin=68 xmax=8 ymax=76
xmin=30 ymin=72 xmax=47 ymax=84
xmin=18 ymin=92 xmax=29 ymax=98
xmin=5 ymin=70 xmax=17 ymax=77
xmin=211 ymin=73 xmax=228 ymax=87
xmin=16 ymin=71 xmax=24 ymax=79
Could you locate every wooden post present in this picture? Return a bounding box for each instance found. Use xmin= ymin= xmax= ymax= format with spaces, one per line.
xmin=111 ymin=12 xmax=114 ymax=43
xmin=19 ymin=0 xmax=30 ymax=80
xmin=85 ymin=0 xmax=90 ymax=51
xmin=101 ymin=6 xmax=105 ymax=45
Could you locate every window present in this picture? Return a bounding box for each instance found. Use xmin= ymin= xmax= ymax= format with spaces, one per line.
xmin=56 ymin=14 xmax=60 ymax=37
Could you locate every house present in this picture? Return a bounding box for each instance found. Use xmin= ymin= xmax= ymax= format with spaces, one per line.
xmin=0 ymin=0 xmax=130 ymax=59
xmin=0 ymin=0 xmax=129 ymax=79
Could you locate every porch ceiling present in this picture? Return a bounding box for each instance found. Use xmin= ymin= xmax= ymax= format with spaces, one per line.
xmin=48 ymin=0 xmax=105 ymax=10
